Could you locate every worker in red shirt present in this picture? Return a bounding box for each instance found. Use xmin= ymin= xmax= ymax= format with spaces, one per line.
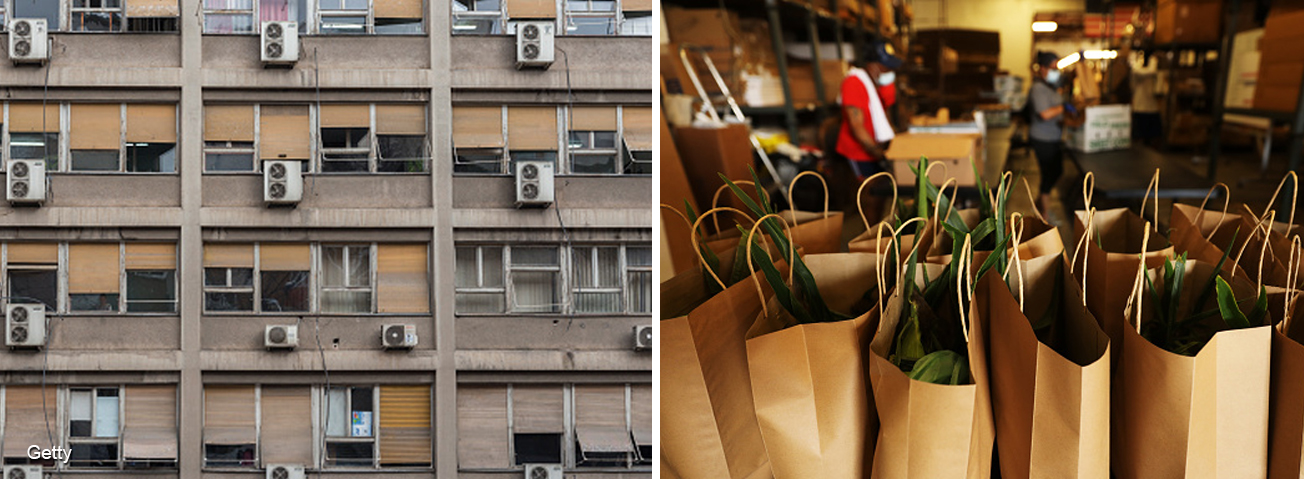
xmin=837 ymin=40 xmax=902 ymax=180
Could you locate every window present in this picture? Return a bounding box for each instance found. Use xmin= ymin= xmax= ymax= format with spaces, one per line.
xmin=14 ymin=102 xmax=178 ymax=173
xmin=622 ymin=141 xmax=652 ymax=174
xmin=564 ymin=0 xmax=615 ymax=35
xmin=620 ymin=10 xmax=651 ymax=35
xmin=203 ymin=243 xmax=428 ymax=314
xmin=620 ymin=105 xmax=652 ymax=175
xmin=319 ymin=103 xmax=428 ymax=173
xmin=452 ymin=106 xmax=507 ymax=174
xmin=3 ymin=242 xmax=175 ymax=315
xmin=4 ymin=243 xmax=59 ymax=309
xmin=456 ymin=243 xmax=650 ymax=315
xmin=321 ymin=245 xmax=372 ymax=313
xmin=202 ymin=0 xmax=419 ymax=34
xmin=259 ymin=0 xmax=307 ymax=33
xmin=455 ymin=246 xmax=505 ymax=313
xmin=317 ymin=0 xmax=367 ymax=34
xmin=3 ymin=385 xmax=177 ymax=470
xmin=456 ymin=383 xmax=649 ymax=471
xmin=510 ymin=247 xmax=561 ymax=313
xmin=374 ymin=0 xmax=423 ymax=33
xmin=125 ymin=244 xmax=179 ymax=313
xmin=203 ymin=0 xmax=255 ymax=33
xmin=68 ymin=387 xmax=121 ymax=468
xmin=452 ymin=0 xmax=502 ymax=34
xmin=7 ymin=103 xmax=61 ymax=171
xmin=124 ymin=104 xmax=178 ymax=173
xmin=569 ymin=131 xmax=618 ymax=173
xmin=204 ymin=104 xmax=257 ymax=172
xmin=202 ymin=385 xmax=257 ymax=468
xmin=71 ymin=0 xmax=125 ymax=32
xmin=508 ymin=106 xmax=559 ymax=172
xmin=625 ymin=246 xmax=651 ymax=313
xmin=325 ymin=386 xmax=375 ymax=466
xmin=14 ymin=0 xmax=61 ymax=30
xmin=571 ymin=245 xmax=651 ymax=314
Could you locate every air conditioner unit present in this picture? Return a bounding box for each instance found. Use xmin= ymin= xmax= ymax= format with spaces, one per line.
xmin=515 ymin=161 xmax=554 ymax=207
xmin=7 ymin=160 xmax=47 ymax=205
xmin=265 ymin=464 xmax=305 ymax=479
xmin=382 ymin=324 xmax=418 ymax=349
xmin=3 ymin=465 xmax=44 ymax=479
xmin=633 ymin=325 xmax=652 ymax=351
xmin=515 ymin=21 xmax=555 ymax=69
xmin=264 ymin=325 xmax=299 ymax=349
xmin=6 ymin=303 xmax=46 ymax=348
xmin=523 ymin=463 xmax=563 ymax=479
xmin=8 ymin=18 xmax=49 ymax=64
xmin=263 ymin=160 xmax=303 ymax=205
xmin=261 ymin=21 xmax=299 ymax=65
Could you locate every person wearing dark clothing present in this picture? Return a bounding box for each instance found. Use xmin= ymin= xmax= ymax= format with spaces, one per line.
xmin=1028 ymin=51 xmax=1076 ymax=215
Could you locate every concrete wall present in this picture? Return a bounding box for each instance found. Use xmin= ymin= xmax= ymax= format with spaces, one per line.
xmin=912 ymin=0 xmax=1086 ymax=84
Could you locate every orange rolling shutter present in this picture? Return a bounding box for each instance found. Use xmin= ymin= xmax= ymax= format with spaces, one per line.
xmin=204 ymin=105 xmax=255 ymax=142
xmin=622 ymin=106 xmax=652 ymax=150
xmin=375 ymin=0 xmax=423 ymax=18
xmin=452 ymin=106 xmax=504 ymax=148
xmin=513 ymin=384 xmax=564 ymax=433
xmin=457 ymin=385 xmax=509 ymax=469
xmin=3 ymin=386 xmax=59 ymax=456
xmin=68 ymin=244 xmax=121 ymax=294
xmin=126 ymin=104 xmax=177 ymax=143
xmin=376 ymin=105 xmax=426 ymax=135
xmin=319 ymin=104 xmax=371 ymax=129
xmin=125 ymin=243 xmax=176 ymax=270
xmin=506 ymin=0 xmax=555 ymax=18
xmin=6 ymin=243 xmax=58 ymax=264
xmin=507 ymin=106 xmax=558 ymax=150
xmin=630 ymin=384 xmax=651 ymax=446
xmin=204 ymin=244 xmax=255 ymax=268
xmin=377 ymin=244 xmax=429 ymax=313
xmin=570 ymin=106 xmax=617 ymax=132
xmin=259 ymin=243 xmax=310 ymax=271
xmin=623 ymin=0 xmax=651 ymax=11
xmin=204 ymin=385 xmax=257 ymax=445
xmin=379 ymin=385 xmax=433 ymax=466
xmin=71 ymin=104 xmax=122 ymax=150
xmin=10 ymin=103 xmax=61 ymax=132
xmin=123 ymin=385 xmax=178 ymax=460
xmin=125 ymin=0 xmax=180 ymax=17
xmin=259 ymin=105 xmax=310 ymax=160
xmin=574 ymin=385 xmax=632 ymax=453
xmin=260 ymin=386 xmax=313 ymax=465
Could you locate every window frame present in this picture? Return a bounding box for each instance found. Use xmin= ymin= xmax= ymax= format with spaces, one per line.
xmin=322 ymin=384 xmax=379 ymax=469
xmin=65 ymin=386 xmax=124 ymax=469
xmin=455 ymin=243 xmax=652 ymax=316
xmin=563 ymin=0 xmax=616 ymax=36
xmin=0 ymin=242 xmax=177 ymax=316
xmin=506 ymin=245 xmax=563 ymax=314
xmin=318 ymin=244 xmax=375 ymax=314
xmin=202 ymin=266 xmax=256 ymax=313
xmin=624 ymin=245 xmax=651 ymax=314
xmin=0 ymin=102 xmax=178 ymax=175
xmin=566 ymin=129 xmax=619 ymax=175
xmin=569 ymin=245 xmax=622 ymax=315
xmin=69 ymin=0 xmax=126 ymax=32
xmin=317 ymin=103 xmax=429 ymax=174
xmin=450 ymin=0 xmax=504 ymax=35
xmin=453 ymin=245 xmax=507 ymax=314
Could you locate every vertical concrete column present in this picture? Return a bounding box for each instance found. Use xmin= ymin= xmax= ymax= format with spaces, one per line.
xmin=178 ymin=0 xmax=205 ymax=476
xmin=429 ymin=2 xmax=457 ymax=478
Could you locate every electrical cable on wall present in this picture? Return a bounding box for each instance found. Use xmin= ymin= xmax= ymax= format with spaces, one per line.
xmin=555 ymin=47 xmax=575 ymax=320
xmin=3 ymin=294 xmax=61 ymax=478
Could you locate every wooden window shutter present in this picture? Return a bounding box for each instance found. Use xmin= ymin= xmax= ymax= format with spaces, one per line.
xmin=377 ymin=244 xmax=429 ymax=313
xmin=70 ymin=104 xmax=122 ymax=150
xmin=376 ymin=105 xmax=426 ymax=135
xmin=259 ymin=105 xmax=310 ymax=160
xmin=457 ymin=385 xmax=509 ymax=469
xmin=570 ymin=106 xmax=617 ymax=132
xmin=622 ymin=0 xmax=651 ymax=11
xmin=506 ymin=0 xmax=555 ymax=18
xmin=452 ymin=106 xmax=504 ymax=148
xmin=3 ymin=386 xmax=58 ymax=457
xmin=126 ymin=243 xmax=176 ymax=270
xmin=68 ymin=243 xmax=121 ymax=294
xmin=6 ymin=243 xmax=58 ymax=264
xmin=512 ymin=384 xmax=563 ymax=433
xmin=375 ymin=0 xmax=422 ymax=18
xmin=574 ymin=385 xmax=632 ymax=453
xmin=319 ymin=104 xmax=371 ymax=129
xmin=9 ymin=103 xmax=61 ymax=133
xmin=204 ymin=385 xmax=257 ymax=445
xmin=379 ymin=385 xmax=433 ymax=466
xmin=125 ymin=0 xmax=180 ymax=17
xmin=204 ymin=244 xmax=255 ymax=268
xmin=259 ymin=243 xmax=310 ymax=271
xmin=259 ymin=386 xmax=313 ymax=465
xmin=622 ymin=106 xmax=652 ymax=150
xmin=204 ymin=105 xmax=255 ymax=142
xmin=507 ymin=106 xmax=558 ymax=150
xmin=630 ymin=384 xmax=650 ymax=445
xmin=126 ymin=104 xmax=177 ymax=143
xmin=123 ymin=385 xmax=177 ymax=460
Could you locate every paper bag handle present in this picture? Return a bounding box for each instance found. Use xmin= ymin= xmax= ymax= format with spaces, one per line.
xmin=1004 ymin=212 xmax=1026 ymax=313
xmin=1123 ymin=222 xmax=1152 ymax=332
xmin=789 ymin=171 xmax=831 ymax=220
xmin=1286 ymin=236 xmax=1302 ymax=334
xmin=1081 ymin=172 xmax=1095 ymax=212
xmin=1143 ymin=170 xmax=1160 ymax=232
xmin=873 ymin=221 xmax=897 ymax=306
xmin=956 ymin=233 xmax=974 ymax=344
xmin=1191 ymin=183 xmax=1231 ymax=243
xmin=1070 ymin=207 xmax=1097 ymax=305
xmin=1233 ymin=210 xmax=1276 ymax=289
xmin=857 ymin=172 xmax=898 ymax=233
xmin=933 ymin=178 xmax=959 ymax=224
xmin=744 ymin=213 xmax=796 ymax=316
xmin=711 ymin=180 xmax=760 ymax=232
xmin=1022 ymin=177 xmax=1046 ymax=223
xmin=1263 ymin=171 xmax=1298 ymax=237
xmin=689 ymin=207 xmax=757 ymax=289
xmin=661 ymin=203 xmax=699 ymax=267
xmin=923 ymin=160 xmax=949 ymax=186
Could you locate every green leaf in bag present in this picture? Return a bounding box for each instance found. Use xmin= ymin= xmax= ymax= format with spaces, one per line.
xmin=1193 ymin=228 xmax=1239 ymax=316
xmin=894 ymin=305 xmax=927 ymax=365
xmin=1216 ymin=276 xmax=1252 ymax=329
xmin=907 ymin=350 xmax=969 ymax=385
xmin=1249 ymin=284 xmax=1269 ymax=327
xmin=729 ymin=225 xmax=755 ymax=285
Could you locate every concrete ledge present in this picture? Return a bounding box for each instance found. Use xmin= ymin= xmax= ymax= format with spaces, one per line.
xmin=0 ymin=350 xmax=181 ymax=371
xmin=200 ymin=207 xmax=434 ymax=228
xmin=0 ymin=207 xmax=183 ymax=226
xmin=451 ymin=208 xmax=651 ymax=229
xmin=454 ymin=350 xmax=651 ymax=371
xmin=201 ymin=350 xmax=439 ymax=371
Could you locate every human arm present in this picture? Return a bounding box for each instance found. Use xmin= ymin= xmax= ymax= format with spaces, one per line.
xmin=845 ymin=105 xmax=886 ymax=158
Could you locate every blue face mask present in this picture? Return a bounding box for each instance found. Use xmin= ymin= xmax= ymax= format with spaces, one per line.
xmin=1046 ymin=69 xmax=1062 ymax=85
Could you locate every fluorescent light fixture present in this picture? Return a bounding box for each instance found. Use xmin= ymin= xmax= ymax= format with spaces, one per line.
xmin=1083 ymin=50 xmax=1118 ymax=60
xmin=1032 ymin=21 xmax=1058 ymax=32
xmin=452 ymin=23 xmax=478 ymax=30
xmin=1057 ymin=52 xmax=1080 ymax=69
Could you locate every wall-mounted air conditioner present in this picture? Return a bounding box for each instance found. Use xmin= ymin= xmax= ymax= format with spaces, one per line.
xmin=7 ymin=159 xmax=47 ymax=205
xmin=264 ymin=160 xmax=303 ymax=205
xmin=515 ymin=161 xmax=554 ymax=208
xmin=382 ymin=324 xmax=418 ymax=349
xmin=633 ymin=325 xmax=652 ymax=351
xmin=261 ymin=21 xmax=299 ymax=66
xmin=265 ymin=324 xmax=299 ymax=349
xmin=515 ymin=21 xmax=555 ymax=69
xmin=6 ymin=303 xmax=46 ymax=348
xmin=8 ymin=18 xmax=49 ymax=64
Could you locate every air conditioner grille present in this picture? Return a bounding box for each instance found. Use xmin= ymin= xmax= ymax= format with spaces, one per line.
xmin=523 ymin=24 xmax=540 ymax=40
xmin=269 ymin=182 xmax=286 ymax=199
xmin=14 ymin=40 xmax=31 ymax=57
xmin=14 ymin=20 xmax=31 ymax=36
xmin=266 ymin=22 xmax=283 ymax=39
xmin=11 ymin=307 xmax=28 ymax=324
xmin=521 ymin=183 xmax=539 ymax=200
xmin=11 ymin=162 xmax=29 ymax=179
xmin=269 ymin=162 xmax=287 ymax=180
xmin=11 ymin=181 xmax=29 ymax=199
xmin=385 ymin=325 xmax=405 ymax=345
xmin=522 ymin=164 xmax=539 ymax=179
xmin=10 ymin=325 xmax=28 ymax=344
xmin=266 ymin=43 xmax=283 ymax=59
xmin=523 ymin=43 xmax=540 ymax=60
xmin=639 ymin=326 xmax=652 ymax=345
xmin=528 ymin=466 xmax=550 ymax=479
xmin=268 ymin=326 xmax=287 ymax=343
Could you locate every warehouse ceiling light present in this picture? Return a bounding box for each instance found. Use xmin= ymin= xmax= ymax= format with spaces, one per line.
xmin=1083 ymin=50 xmax=1118 ymax=60
xmin=1032 ymin=21 xmax=1058 ymax=32
xmin=1057 ymin=52 xmax=1080 ymax=69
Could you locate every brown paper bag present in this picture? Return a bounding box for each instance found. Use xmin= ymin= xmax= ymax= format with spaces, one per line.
xmin=1169 ymin=187 xmax=1247 ymax=280
xmin=1269 ymin=325 xmax=1304 ymax=478
xmin=1015 ymin=213 xmax=1066 ymax=259
xmin=848 ymin=172 xmax=901 ymax=254
xmin=988 ymin=253 xmax=1110 ymax=479
xmin=868 ymin=258 xmax=994 ymax=479
xmin=1115 ymin=259 xmax=1272 ymax=479
xmin=746 ymin=252 xmax=883 ymax=479
xmin=705 ymin=174 xmax=846 ymax=255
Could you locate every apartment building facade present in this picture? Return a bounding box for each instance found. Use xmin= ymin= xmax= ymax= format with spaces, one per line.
xmin=0 ymin=1 xmax=653 ymax=478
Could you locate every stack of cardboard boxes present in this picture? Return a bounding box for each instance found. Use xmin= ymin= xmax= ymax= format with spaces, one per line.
xmin=1154 ymin=0 xmax=1223 ymax=44
xmin=1253 ymin=5 xmax=1304 ymax=112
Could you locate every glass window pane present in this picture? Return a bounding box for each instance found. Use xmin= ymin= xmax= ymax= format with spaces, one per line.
xmin=568 ymin=131 xmax=589 ymax=149
xmin=9 ymin=270 xmax=57 ymax=309
xmin=482 ymin=247 xmax=504 ymax=287
xmin=69 ymin=443 xmax=118 ymax=468
xmin=95 ymin=390 xmax=119 ymax=438
xmin=376 ymin=18 xmax=423 ymax=34
xmin=325 ymin=441 xmax=373 ymax=466
xmin=11 ymin=133 xmax=60 ymax=169
xmin=258 ymin=0 xmax=305 ymax=25
xmin=326 ymin=388 xmax=348 ymax=437
xmin=512 ymin=271 xmax=558 ymax=312
xmin=204 ymin=268 xmax=227 ymax=286
xmin=72 ymin=11 xmax=124 ymax=32
xmin=203 ymin=13 xmax=255 ymax=33
xmin=455 ymin=247 xmax=477 ymax=288
xmin=629 ymin=270 xmax=651 ymax=313
xmin=572 ymin=247 xmax=593 ymax=287
xmin=205 ymin=0 xmax=253 ymax=8
xmin=350 ymin=387 xmax=373 ymax=412
xmin=348 ymin=246 xmax=370 ymax=286
xmin=621 ymin=11 xmax=651 ymax=35
xmin=627 ymin=246 xmax=651 ymax=266
xmin=455 ymin=292 xmax=505 ymax=314
xmin=320 ymin=15 xmax=366 ymax=34
xmin=627 ymin=150 xmax=652 ymax=174
xmin=71 ymin=150 xmax=121 ymax=172
xmin=514 ymin=433 xmax=563 ymax=465
xmin=70 ymin=389 xmax=93 ymax=437
xmin=205 ymin=292 xmax=254 ymax=312
xmin=593 ymin=131 xmax=616 ymax=148
xmin=569 ymin=16 xmax=615 ymax=35
xmin=377 ymin=135 xmax=426 ymax=172
xmin=129 ymin=16 xmax=180 ymax=33
xmin=14 ymin=0 xmax=61 ymax=30
xmin=475 ymin=0 xmax=500 ymax=10
xmin=455 ymin=149 xmax=505 ymax=174
xmin=595 ymin=247 xmax=619 ymax=287
xmin=511 ymin=247 xmax=557 ymax=266
xmin=575 ymin=292 xmax=620 ymax=313
xmin=231 ymin=268 xmax=254 ymax=286
xmin=322 ymin=247 xmax=346 ymax=287
xmin=127 ymin=270 xmax=177 ymax=313
xmin=206 ymin=153 xmax=255 ymax=172
xmin=127 ymin=143 xmax=177 ymax=173
xmin=452 ymin=16 xmax=500 ymax=34
xmin=509 ymin=151 xmax=557 ymax=173
xmin=261 ymin=271 xmax=309 ymax=312
xmin=572 ymin=153 xmax=617 ymax=174
xmin=321 ymin=290 xmax=370 ymax=313
xmin=205 ymin=444 xmax=255 ymax=468
xmin=71 ymin=294 xmax=120 ymax=312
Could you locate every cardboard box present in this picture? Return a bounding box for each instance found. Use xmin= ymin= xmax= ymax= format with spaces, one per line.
xmin=1066 ymin=104 xmax=1131 ymax=153
xmin=1224 ymin=28 xmax=1264 ymax=109
xmin=1253 ymin=7 xmax=1304 ymax=111
xmin=885 ymin=133 xmax=982 ymax=186
xmin=673 ymin=123 xmax=755 ymax=210
xmin=664 ymin=7 xmax=737 ymax=50
xmin=1155 ymin=0 xmax=1223 ymax=44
